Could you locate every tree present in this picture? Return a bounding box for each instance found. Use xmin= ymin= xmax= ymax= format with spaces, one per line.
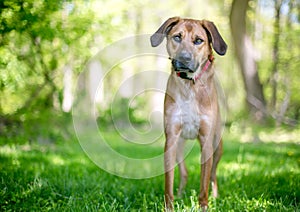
xmin=230 ymin=0 xmax=267 ymax=122
xmin=270 ymin=0 xmax=283 ymax=110
xmin=0 ymin=0 xmax=98 ymax=115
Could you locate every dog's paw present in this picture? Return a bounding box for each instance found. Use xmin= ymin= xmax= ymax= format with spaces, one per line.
xmin=201 ymin=205 xmax=208 ymax=212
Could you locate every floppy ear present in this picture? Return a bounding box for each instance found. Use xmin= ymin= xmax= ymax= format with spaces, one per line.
xmin=202 ymin=20 xmax=227 ymax=56
xmin=150 ymin=17 xmax=180 ymax=47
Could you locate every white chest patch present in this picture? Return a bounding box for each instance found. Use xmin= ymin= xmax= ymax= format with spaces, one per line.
xmin=170 ymin=96 xmax=208 ymax=140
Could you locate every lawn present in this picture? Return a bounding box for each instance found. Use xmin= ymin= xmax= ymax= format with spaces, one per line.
xmin=0 ymin=127 xmax=299 ymax=211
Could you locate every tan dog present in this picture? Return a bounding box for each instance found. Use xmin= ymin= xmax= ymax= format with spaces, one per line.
xmin=150 ymin=17 xmax=227 ymax=211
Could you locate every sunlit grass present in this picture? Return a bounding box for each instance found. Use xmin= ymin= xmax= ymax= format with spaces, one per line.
xmin=229 ymin=122 xmax=300 ymax=143
xmin=0 ymin=128 xmax=299 ymax=211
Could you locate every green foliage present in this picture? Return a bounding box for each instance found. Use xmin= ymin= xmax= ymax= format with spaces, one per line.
xmin=0 ymin=0 xmax=125 ymax=116
xmin=1 ymin=0 xmax=299 ymax=131
xmin=0 ymin=108 xmax=73 ymax=146
xmin=98 ymin=97 xmax=148 ymax=129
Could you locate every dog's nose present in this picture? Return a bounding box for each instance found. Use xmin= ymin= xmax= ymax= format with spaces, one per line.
xmin=178 ymin=51 xmax=192 ymax=63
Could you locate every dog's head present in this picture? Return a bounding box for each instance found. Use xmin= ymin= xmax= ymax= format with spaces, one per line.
xmin=150 ymin=17 xmax=227 ymax=76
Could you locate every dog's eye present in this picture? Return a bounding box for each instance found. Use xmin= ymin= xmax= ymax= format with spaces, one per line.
xmin=194 ymin=38 xmax=203 ymax=45
xmin=173 ymin=35 xmax=182 ymax=43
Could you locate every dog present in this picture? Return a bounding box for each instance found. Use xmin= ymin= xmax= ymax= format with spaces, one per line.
xmin=150 ymin=17 xmax=227 ymax=211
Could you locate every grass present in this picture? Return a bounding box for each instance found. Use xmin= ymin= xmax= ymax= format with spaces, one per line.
xmin=0 ymin=127 xmax=299 ymax=211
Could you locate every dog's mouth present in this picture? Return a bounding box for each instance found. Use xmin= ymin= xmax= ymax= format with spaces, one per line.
xmin=171 ymin=59 xmax=199 ymax=73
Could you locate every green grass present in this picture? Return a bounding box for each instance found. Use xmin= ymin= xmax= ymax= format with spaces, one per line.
xmin=0 ymin=128 xmax=299 ymax=211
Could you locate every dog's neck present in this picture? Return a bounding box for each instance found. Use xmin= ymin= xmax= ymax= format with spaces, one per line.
xmin=175 ymin=55 xmax=214 ymax=84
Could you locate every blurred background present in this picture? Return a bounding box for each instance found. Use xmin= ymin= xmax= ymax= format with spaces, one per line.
xmin=1 ymin=0 xmax=299 ymax=143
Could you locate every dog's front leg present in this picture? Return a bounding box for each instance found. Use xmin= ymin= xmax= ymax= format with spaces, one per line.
xmin=199 ymin=144 xmax=213 ymax=211
xmin=164 ymin=131 xmax=180 ymax=210
xmin=176 ymin=137 xmax=188 ymax=197
xmin=198 ymin=122 xmax=215 ymax=211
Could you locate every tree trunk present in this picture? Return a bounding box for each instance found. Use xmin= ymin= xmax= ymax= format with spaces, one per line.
xmin=230 ymin=0 xmax=266 ymax=122
xmin=271 ymin=0 xmax=283 ymax=110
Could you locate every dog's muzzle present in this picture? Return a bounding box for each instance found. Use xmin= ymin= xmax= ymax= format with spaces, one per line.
xmin=171 ymin=51 xmax=199 ymax=73
xmin=171 ymin=59 xmax=196 ymax=73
